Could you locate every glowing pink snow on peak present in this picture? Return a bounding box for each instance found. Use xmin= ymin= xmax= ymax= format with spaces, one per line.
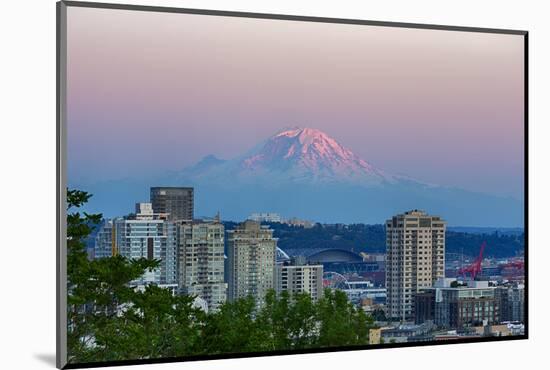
xmin=238 ymin=127 xmax=388 ymax=184
xmin=271 ymin=127 xmax=357 ymax=163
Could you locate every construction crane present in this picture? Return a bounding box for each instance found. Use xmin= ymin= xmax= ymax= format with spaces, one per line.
xmin=457 ymin=241 xmax=486 ymax=280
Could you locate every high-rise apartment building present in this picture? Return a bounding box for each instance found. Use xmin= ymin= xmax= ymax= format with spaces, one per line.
xmin=275 ymin=256 xmax=324 ymax=301
xmin=177 ymin=217 xmax=227 ymax=312
xmin=386 ymin=210 xmax=446 ymax=322
xmin=150 ymin=187 xmax=194 ymax=221
xmin=227 ymin=220 xmax=277 ymax=306
xmin=94 ymin=203 xmax=179 ymax=287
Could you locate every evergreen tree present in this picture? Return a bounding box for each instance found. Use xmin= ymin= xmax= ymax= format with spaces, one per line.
xmin=255 ymin=290 xmax=292 ymax=351
xmin=316 ymin=289 xmax=373 ymax=347
xmin=286 ymin=292 xmax=317 ymax=349
xmin=66 ymin=189 xmax=171 ymax=362
xmin=199 ymin=296 xmax=260 ymax=354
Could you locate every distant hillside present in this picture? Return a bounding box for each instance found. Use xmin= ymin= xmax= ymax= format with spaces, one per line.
xmin=448 ymin=226 xmax=524 ymax=236
xmin=237 ymin=222 xmax=525 ymax=259
xmin=445 ymin=231 xmax=524 ymax=258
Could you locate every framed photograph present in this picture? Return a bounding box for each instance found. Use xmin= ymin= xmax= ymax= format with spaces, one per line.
xmin=57 ymin=1 xmax=528 ymax=368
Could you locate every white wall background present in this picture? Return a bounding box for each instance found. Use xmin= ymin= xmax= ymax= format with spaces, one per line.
xmin=0 ymin=0 xmax=546 ymax=368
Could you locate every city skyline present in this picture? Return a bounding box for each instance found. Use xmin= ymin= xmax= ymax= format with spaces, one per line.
xmin=91 ymin=190 xmax=524 ymax=323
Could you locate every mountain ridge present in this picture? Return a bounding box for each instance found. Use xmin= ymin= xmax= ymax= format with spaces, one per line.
xmin=180 ymin=127 xmax=400 ymax=187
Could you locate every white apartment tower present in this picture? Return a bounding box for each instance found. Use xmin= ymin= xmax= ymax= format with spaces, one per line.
xmin=275 ymin=257 xmax=324 ymax=302
xmin=178 ymin=218 xmax=227 ymax=312
xmin=227 ymin=220 xmax=277 ymax=306
xmin=94 ymin=203 xmax=178 ymax=287
xmin=385 ymin=210 xmax=446 ymax=322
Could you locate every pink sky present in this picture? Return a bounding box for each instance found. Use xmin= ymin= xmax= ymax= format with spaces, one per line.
xmin=67 ymin=6 xmax=524 ymax=199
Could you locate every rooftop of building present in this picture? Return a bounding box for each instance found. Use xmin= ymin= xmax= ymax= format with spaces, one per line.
xmin=227 ymin=220 xmax=275 ymax=232
xmin=150 ymin=186 xmax=194 ymax=190
xmin=404 ymin=209 xmax=428 ymax=216
xmin=386 ymin=209 xmax=444 ymax=222
xmin=176 ymin=214 xmax=222 ymax=225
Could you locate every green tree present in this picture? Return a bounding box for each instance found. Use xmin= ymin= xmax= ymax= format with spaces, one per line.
xmin=66 ymin=189 xmax=103 ymax=362
xmin=316 ymin=289 xmax=353 ymax=347
xmin=66 ymin=189 xmax=165 ymax=363
xmin=351 ymin=307 xmax=373 ymax=344
xmin=252 ymin=289 xmax=319 ymax=351
xmin=316 ymin=289 xmax=373 ymax=347
xmin=199 ymin=296 xmax=260 ymax=354
xmin=117 ymin=285 xmax=203 ymax=359
xmin=371 ymin=308 xmax=387 ymax=322
xmin=255 ymin=290 xmax=292 ymax=351
xmin=286 ymin=292 xmax=317 ymax=349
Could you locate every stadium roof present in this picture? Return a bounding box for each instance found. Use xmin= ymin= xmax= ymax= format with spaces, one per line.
xmin=281 ymin=247 xmax=363 ymax=263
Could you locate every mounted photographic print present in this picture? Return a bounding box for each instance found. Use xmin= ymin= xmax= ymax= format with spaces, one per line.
xmin=56 ymin=1 xmax=528 ymax=368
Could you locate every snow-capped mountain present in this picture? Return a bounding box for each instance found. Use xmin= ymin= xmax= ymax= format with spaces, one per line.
xmin=181 ymin=127 xmax=395 ymax=187
xmin=75 ymin=127 xmax=524 ymax=226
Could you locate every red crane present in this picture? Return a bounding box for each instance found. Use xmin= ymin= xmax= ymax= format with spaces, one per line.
xmin=458 ymin=241 xmax=486 ymax=280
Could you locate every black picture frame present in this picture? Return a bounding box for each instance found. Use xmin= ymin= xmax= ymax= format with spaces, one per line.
xmin=56 ymin=1 xmax=529 ymax=368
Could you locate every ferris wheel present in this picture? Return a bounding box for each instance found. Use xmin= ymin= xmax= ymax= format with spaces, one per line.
xmin=322 ymin=271 xmax=350 ymax=290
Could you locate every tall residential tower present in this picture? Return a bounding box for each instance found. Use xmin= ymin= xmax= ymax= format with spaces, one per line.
xmin=150 ymin=187 xmax=194 ymax=221
xmin=385 ymin=210 xmax=446 ymax=322
xmin=227 ymin=220 xmax=277 ymax=306
xmin=177 ymin=217 xmax=227 ymax=312
xmin=94 ymin=203 xmax=179 ymax=288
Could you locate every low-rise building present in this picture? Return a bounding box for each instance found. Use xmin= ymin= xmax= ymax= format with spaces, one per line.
xmin=381 ymin=321 xmax=435 ymax=343
xmin=284 ymin=217 xmax=314 ymax=228
xmin=368 ymin=327 xmax=382 ymax=345
xmin=341 ymin=281 xmax=386 ymax=306
xmin=275 ymin=256 xmax=323 ymax=301
xmin=495 ymin=283 xmax=525 ymax=323
xmin=415 ymin=279 xmax=500 ymax=329
xmin=473 ymin=324 xmax=512 ymax=337
xmin=248 ymin=212 xmax=282 ymax=223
